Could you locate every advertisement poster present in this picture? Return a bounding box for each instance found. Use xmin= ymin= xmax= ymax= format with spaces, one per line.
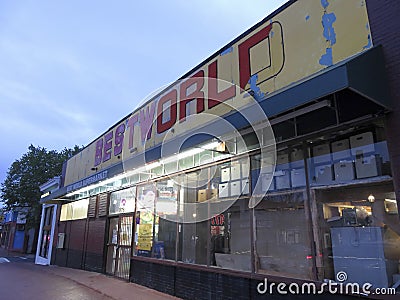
xmin=137 ymin=211 xmax=154 ymax=252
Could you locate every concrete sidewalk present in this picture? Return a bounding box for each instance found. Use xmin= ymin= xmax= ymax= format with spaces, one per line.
xmin=0 ymin=247 xmax=180 ymax=300
xmin=40 ymin=264 xmax=180 ymax=300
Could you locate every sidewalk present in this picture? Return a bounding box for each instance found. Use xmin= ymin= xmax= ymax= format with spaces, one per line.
xmin=0 ymin=247 xmax=181 ymax=300
xmin=40 ymin=264 xmax=181 ymax=300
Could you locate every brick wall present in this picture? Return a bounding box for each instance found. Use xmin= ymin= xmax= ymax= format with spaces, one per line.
xmin=131 ymin=259 xmax=175 ymax=295
xmin=130 ymin=259 xmax=356 ymax=300
xmin=366 ymin=0 xmax=400 ymax=206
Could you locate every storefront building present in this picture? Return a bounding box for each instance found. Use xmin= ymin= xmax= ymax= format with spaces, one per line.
xmin=41 ymin=0 xmax=400 ymax=298
xmin=0 ymin=209 xmax=27 ymax=252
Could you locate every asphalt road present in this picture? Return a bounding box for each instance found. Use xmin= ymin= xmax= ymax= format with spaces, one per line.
xmin=0 ymin=255 xmax=112 ymax=300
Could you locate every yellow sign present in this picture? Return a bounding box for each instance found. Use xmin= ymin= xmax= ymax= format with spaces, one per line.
xmin=137 ymin=224 xmax=153 ymax=251
xmin=64 ymin=0 xmax=372 ymax=186
xmin=138 ymin=224 xmax=152 ymax=236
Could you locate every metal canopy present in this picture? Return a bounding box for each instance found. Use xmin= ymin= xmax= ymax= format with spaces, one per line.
xmin=258 ymin=45 xmax=391 ymax=117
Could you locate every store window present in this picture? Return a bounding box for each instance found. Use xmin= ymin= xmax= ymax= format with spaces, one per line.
xmin=310 ymin=127 xmax=392 ymax=187
xmin=139 ymin=172 xmax=151 ymax=182
xmin=268 ymin=148 xmax=306 ymax=192
xmin=177 ymin=165 xmax=220 ymax=265
xmin=289 ymin=146 xmax=306 ymax=189
xmin=218 ymin=157 xmax=250 ymax=200
xmin=179 ymin=155 xmax=195 ymax=171
xmin=251 ymin=153 xmax=275 ymax=196
xmin=154 ymin=180 xmax=178 ymax=260
xmin=164 ymin=160 xmax=178 ymax=174
xmin=134 ymin=184 xmax=156 ymax=257
xmin=210 ymin=198 xmax=251 ymax=272
xmin=237 ymin=131 xmax=260 ymax=154
xmin=109 ymin=188 xmax=136 ymax=215
xmin=273 ymin=121 xmax=295 ymax=143
xmin=176 ymin=157 xmax=251 ymax=267
xmin=254 ymin=191 xmax=313 ymax=279
xmin=151 ymin=165 xmax=164 ymax=178
xmin=178 ymin=172 xmax=208 ymax=265
xmin=315 ymin=184 xmax=400 ymax=287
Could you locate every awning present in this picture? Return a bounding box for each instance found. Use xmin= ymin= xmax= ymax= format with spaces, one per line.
xmin=257 ymin=45 xmax=390 ymax=117
xmin=40 ymin=162 xmax=123 ymax=204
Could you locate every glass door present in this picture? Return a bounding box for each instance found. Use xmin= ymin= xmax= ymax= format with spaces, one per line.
xmin=106 ymin=215 xmax=133 ymax=280
xmin=39 ymin=209 xmax=52 ymax=258
xmin=35 ymin=205 xmax=56 ymax=265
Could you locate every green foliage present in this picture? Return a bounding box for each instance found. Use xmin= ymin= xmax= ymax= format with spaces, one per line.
xmin=0 ymin=144 xmax=82 ymax=229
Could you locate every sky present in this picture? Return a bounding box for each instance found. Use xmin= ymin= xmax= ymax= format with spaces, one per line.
xmin=0 ymin=0 xmax=288 ymax=197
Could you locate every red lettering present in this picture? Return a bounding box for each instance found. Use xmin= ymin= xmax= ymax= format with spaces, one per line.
xmin=208 ymin=61 xmax=236 ymax=109
xmin=139 ymin=103 xmax=156 ymax=143
xmin=179 ymin=70 xmax=205 ymax=122
xmin=238 ymin=24 xmax=272 ymax=90
xmin=94 ymin=139 xmax=103 ymax=167
xmin=157 ymin=89 xmax=177 ymax=134
xmin=219 ymin=214 xmax=225 ymax=225
xmin=103 ymin=131 xmax=113 ymax=162
xmin=211 ymin=214 xmax=225 ymax=226
xmin=114 ymin=123 xmax=125 ymax=156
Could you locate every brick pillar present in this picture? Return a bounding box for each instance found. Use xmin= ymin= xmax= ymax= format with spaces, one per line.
xmin=366 ymin=0 xmax=400 ymax=213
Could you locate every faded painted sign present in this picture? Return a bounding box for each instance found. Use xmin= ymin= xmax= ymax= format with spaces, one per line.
xmin=64 ymin=0 xmax=372 ymax=186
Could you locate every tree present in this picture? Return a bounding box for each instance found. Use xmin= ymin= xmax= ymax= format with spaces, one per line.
xmin=0 ymin=144 xmax=82 ymax=229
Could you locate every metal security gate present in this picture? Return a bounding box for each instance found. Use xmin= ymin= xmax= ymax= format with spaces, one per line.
xmin=106 ymin=215 xmax=133 ymax=280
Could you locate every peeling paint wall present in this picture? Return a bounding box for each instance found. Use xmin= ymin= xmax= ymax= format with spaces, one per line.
xmin=319 ymin=0 xmax=337 ymax=66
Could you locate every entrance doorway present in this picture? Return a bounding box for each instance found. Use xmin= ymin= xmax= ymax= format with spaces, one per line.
xmin=106 ymin=215 xmax=133 ymax=280
xmin=35 ymin=204 xmax=57 ymax=265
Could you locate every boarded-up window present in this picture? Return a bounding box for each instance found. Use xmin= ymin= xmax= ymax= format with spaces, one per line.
xmin=60 ymin=203 xmax=73 ymax=221
xmin=60 ymin=199 xmax=89 ymax=221
xmin=72 ymin=199 xmax=89 ymax=220
xmin=98 ymin=193 xmax=109 ymax=217
xmin=88 ymin=196 xmax=97 ymax=218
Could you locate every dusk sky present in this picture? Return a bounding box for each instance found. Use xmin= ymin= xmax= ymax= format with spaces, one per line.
xmin=0 ymin=0 xmax=287 ymax=197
